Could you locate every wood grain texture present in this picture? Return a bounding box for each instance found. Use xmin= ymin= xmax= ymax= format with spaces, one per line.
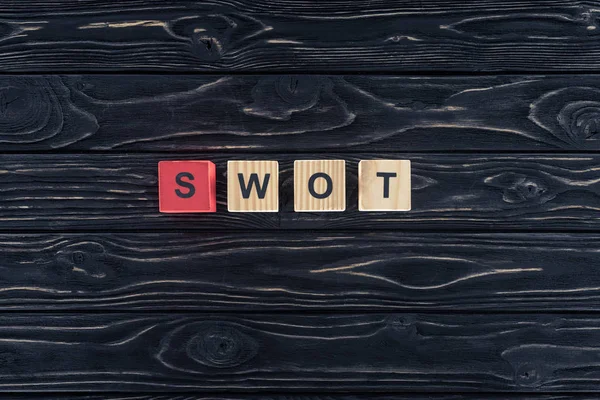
xmin=0 ymin=1 xmax=599 ymax=71
xmin=0 ymin=232 xmax=600 ymax=311
xmin=3 ymin=396 xmax=594 ymax=400
xmin=294 ymin=160 xmax=345 ymax=212
xmin=9 ymin=75 xmax=600 ymax=151
xmin=228 ymin=161 xmax=278 ymax=212
xmin=2 ymin=153 xmax=600 ymax=230
xmin=0 ymin=313 xmax=595 ymax=391
xmin=359 ymin=160 xmax=411 ymax=212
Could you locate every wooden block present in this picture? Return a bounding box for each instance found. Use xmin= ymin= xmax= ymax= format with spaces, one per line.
xmin=228 ymin=161 xmax=279 ymax=212
xmin=359 ymin=160 xmax=411 ymax=211
xmin=158 ymin=160 xmax=216 ymax=213
xmin=294 ymin=160 xmax=345 ymax=212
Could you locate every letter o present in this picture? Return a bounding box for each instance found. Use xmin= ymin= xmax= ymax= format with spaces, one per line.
xmin=308 ymin=172 xmax=333 ymax=199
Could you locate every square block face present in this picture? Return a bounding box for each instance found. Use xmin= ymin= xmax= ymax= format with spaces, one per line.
xmin=158 ymin=161 xmax=216 ymax=213
xmin=359 ymin=160 xmax=411 ymax=211
xmin=228 ymin=161 xmax=279 ymax=212
xmin=294 ymin=160 xmax=346 ymax=212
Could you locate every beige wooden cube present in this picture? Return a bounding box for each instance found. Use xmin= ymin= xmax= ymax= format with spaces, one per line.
xmin=294 ymin=160 xmax=346 ymax=212
xmin=228 ymin=161 xmax=279 ymax=212
xmin=359 ymin=160 xmax=411 ymax=211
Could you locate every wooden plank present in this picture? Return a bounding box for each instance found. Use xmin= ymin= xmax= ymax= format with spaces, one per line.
xmin=0 ymin=313 xmax=596 ymax=391
xmin=6 ymin=75 xmax=600 ymax=151
xmin=0 ymin=396 xmax=589 ymax=400
xmin=0 ymin=1 xmax=597 ymax=72
xmin=2 ymin=153 xmax=600 ymax=231
xmin=0 ymin=232 xmax=600 ymax=311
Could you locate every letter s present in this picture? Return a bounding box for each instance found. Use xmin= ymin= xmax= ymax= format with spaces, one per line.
xmin=175 ymin=172 xmax=196 ymax=198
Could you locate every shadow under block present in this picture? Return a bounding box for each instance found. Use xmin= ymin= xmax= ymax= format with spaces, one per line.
xmin=294 ymin=160 xmax=346 ymax=212
xmin=228 ymin=161 xmax=279 ymax=212
xmin=359 ymin=160 xmax=411 ymax=211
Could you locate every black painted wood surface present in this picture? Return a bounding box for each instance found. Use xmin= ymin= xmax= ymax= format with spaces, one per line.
xmin=1 ymin=153 xmax=599 ymax=231
xmin=5 ymin=75 xmax=600 ymax=151
xmin=0 ymin=232 xmax=598 ymax=312
xmin=4 ymin=1 xmax=600 ymax=398
xmin=0 ymin=313 xmax=594 ymax=392
xmin=4 ymin=397 xmax=592 ymax=400
xmin=0 ymin=1 xmax=599 ymax=72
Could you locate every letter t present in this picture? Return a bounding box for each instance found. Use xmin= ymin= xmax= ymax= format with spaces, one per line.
xmin=376 ymin=172 xmax=397 ymax=198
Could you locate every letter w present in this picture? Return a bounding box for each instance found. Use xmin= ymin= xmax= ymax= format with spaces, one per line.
xmin=238 ymin=173 xmax=270 ymax=199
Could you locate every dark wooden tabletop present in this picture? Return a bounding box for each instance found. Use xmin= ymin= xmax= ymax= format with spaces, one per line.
xmin=1 ymin=1 xmax=600 ymax=399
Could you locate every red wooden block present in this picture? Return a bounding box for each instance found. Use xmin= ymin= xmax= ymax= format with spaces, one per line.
xmin=158 ymin=161 xmax=216 ymax=213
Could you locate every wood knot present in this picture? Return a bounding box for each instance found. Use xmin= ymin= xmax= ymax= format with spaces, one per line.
xmin=485 ymin=172 xmax=556 ymax=204
xmin=558 ymin=101 xmax=600 ymax=141
xmin=0 ymin=76 xmax=97 ymax=148
xmin=530 ymin=87 xmax=600 ymax=148
xmin=275 ymin=76 xmax=323 ymax=106
xmin=244 ymin=76 xmax=332 ymax=121
xmin=157 ymin=321 xmax=259 ymax=372
xmin=169 ymin=13 xmax=251 ymax=62
xmin=386 ymin=315 xmax=420 ymax=340
xmin=388 ymin=315 xmax=414 ymax=331
xmin=72 ymin=251 xmax=86 ymax=265
xmin=54 ymin=241 xmax=109 ymax=281
xmin=0 ymin=79 xmax=53 ymax=139
xmin=514 ymin=363 xmax=543 ymax=387
xmin=502 ymin=346 xmax=548 ymax=388
xmin=191 ymin=32 xmax=223 ymax=61
xmin=189 ymin=324 xmax=257 ymax=368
